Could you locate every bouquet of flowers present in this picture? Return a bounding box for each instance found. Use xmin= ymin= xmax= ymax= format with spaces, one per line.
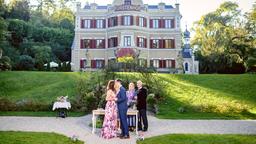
xmin=57 ymin=95 xmax=68 ymax=102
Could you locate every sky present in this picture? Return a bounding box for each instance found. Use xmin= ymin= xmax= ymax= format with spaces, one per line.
xmin=77 ymin=0 xmax=255 ymax=31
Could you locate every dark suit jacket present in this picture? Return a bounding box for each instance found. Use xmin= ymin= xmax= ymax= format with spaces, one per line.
xmin=136 ymin=87 xmax=148 ymax=110
xmin=117 ymin=86 xmax=128 ymax=110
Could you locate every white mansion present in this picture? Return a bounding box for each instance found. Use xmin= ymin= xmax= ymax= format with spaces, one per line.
xmin=71 ymin=0 xmax=199 ymax=74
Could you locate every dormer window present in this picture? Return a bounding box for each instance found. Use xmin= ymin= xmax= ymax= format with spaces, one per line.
xmin=124 ymin=0 xmax=131 ymax=5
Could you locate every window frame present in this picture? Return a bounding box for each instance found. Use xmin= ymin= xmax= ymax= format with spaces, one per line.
xmin=124 ymin=36 xmax=132 ymax=47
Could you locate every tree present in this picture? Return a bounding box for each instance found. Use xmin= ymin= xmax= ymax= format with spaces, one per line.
xmin=0 ymin=56 xmax=12 ymax=70
xmin=7 ymin=19 xmax=30 ymax=47
xmin=50 ymin=7 xmax=74 ymax=30
xmin=191 ymin=1 xmax=253 ymax=73
xmin=7 ymin=0 xmax=30 ymax=21
xmin=31 ymin=45 xmax=52 ymax=70
xmin=16 ymin=55 xmax=35 ymax=70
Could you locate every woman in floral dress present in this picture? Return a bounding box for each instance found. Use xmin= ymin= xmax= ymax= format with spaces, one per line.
xmin=101 ymin=80 xmax=118 ymax=139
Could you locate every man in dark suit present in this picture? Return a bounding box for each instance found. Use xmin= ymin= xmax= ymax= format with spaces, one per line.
xmin=136 ymin=80 xmax=148 ymax=132
xmin=115 ymin=79 xmax=129 ymax=139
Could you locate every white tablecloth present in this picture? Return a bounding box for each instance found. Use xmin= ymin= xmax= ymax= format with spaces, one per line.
xmin=52 ymin=102 xmax=71 ymax=111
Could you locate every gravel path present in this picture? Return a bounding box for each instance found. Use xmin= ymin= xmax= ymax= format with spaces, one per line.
xmin=0 ymin=114 xmax=256 ymax=144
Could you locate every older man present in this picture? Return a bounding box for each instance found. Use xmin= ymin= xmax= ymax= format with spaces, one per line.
xmin=136 ymin=80 xmax=148 ymax=132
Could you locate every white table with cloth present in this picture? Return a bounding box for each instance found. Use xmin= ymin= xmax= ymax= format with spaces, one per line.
xmin=92 ymin=109 xmax=138 ymax=135
xmin=52 ymin=102 xmax=71 ymax=110
xmin=52 ymin=102 xmax=71 ymax=118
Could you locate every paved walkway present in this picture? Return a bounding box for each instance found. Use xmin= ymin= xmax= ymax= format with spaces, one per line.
xmin=0 ymin=115 xmax=256 ymax=144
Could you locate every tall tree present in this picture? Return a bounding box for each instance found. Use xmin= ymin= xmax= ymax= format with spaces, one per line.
xmin=7 ymin=0 xmax=30 ymax=21
xmin=191 ymin=1 xmax=254 ymax=73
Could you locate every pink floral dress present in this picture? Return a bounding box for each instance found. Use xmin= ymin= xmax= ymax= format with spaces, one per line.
xmin=101 ymin=90 xmax=118 ymax=139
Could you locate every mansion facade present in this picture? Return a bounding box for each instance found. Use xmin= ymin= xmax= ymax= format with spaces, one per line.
xmin=71 ymin=0 xmax=198 ymax=73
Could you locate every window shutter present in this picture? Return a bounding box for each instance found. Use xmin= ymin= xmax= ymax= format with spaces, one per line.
xmin=171 ymin=19 xmax=175 ymax=28
xmin=159 ymin=39 xmax=163 ymax=48
xmin=159 ymin=19 xmax=162 ymax=28
xmin=171 ymin=39 xmax=175 ymax=48
xmin=80 ymin=60 xmax=84 ymax=68
xmin=150 ymin=19 xmax=153 ymax=28
xmin=81 ymin=19 xmax=84 ymax=28
xmin=171 ymin=60 xmax=175 ymax=68
xmin=115 ymin=37 xmax=118 ymax=47
xmin=108 ymin=18 xmax=110 ymax=27
xmin=163 ymin=60 xmax=166 ymax=68
xmin=102 ymin=60 xmax=105 ymax=68
xmin=162 ymin=19 xmax=165 ymax=28
xmin=162 ymin=39 xmax=166 ymax=48
xmin=103 ymin=19 xmax=106 ymax=28
xmin=121 ymin=16 xmax=124 ymax=25
xmin=94 ymin=19 xmax=97 ymax=28
xmin=137 ymin=37 xmax=139 ymax=47
xmin=144 ymin=38 xmax=147 ymax=48
xmin=91 ymin=60 xmax=96 ymax=68
xmin=130 ymin=16 xmax=133 ymax=25
xmin=136 ymin=16 xmax=139 ymax=26
xmin=159 ymin=60 xmax=162 ymax=68
xmin=102 ymin=39 xmax=106 ymax=48
xmin=89 ymin=40 xmax=92 ymax=48
xmin=80 ymin=39 xmax=84 ymax=49
xmin=93 ymin=40 xmax=96 ymax=48
xmin=150 ymin=39 xmax=153 ymax=48
xmin=144 ymin=18 xmax=147 ymax=27
xmin=108 ymin=38 xmax=111 ymax=48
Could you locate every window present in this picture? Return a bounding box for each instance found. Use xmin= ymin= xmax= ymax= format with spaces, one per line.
xmin=163 ymin=39 xmax=175 ymax=48
xmin=91 ymin=60 xmax=104 ymax=69
xmin=152 ymin=39 xmax=159 ymax=48
xmin=96 ymin=60 xmax=104 ymax=68
xmin=153 ymin=19 xmax=159 ymax=28
xmin=124 ymin=36 xmax=131 ymax=47
xmin=185 ymin=62 xmax=189 ymax=71
xmin=124 ymin=16 xmax=131 ymax=26
xmin=108 ymin=37 xmax=118 ymax=48
xmin=139 ymin=17 xmax=144 ymax=27
xmin=165 ymin=19 xmax=172 ymax=28
xmin=167 ymin=60 xmax=175 ymax=68
xmin=84 ymin=39 xmax=90 ymax=48
xmin=124 ymin=0 xmax=131 ymax=5
xmin=96 ymin=39 xmax=104 ymax=48
xmin=80 ymin=60 xmax=87 ymax=68
xmin=109 ymin=17 xmax=117 ymax=27
xmin=153 ymin=60 xmax=159 ymax=68
xmin=138 ymin=37 xmax=145 ymax=47
xmin=84 ymin=19 xmax=91 ymax=28
xmin=96 ymin=19 xmax=103 ymax=28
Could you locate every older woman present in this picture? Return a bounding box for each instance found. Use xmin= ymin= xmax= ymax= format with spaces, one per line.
xmin=126 ymin=82 xmax=136 ymax=131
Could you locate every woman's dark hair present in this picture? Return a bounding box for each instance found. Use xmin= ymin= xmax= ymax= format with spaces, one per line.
xmin=107 ymin=80 xmax=115 ymax=93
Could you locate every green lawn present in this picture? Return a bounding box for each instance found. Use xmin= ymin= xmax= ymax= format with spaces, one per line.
xmin=137 ymin=134 xmax=256 ymax=144
xmin=156 ymin=74 xmax=256 ymax=119
xmin=0 ymin=71 xmax=256 ymax=119
xmin=0 ymin=131 xmax=83 ymax=144
xmin=0 ymin=71 xmax=85 ymax=103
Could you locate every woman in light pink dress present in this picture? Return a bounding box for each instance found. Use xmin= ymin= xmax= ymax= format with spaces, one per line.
xmin=101 ymin=80 xmax=118 ymax=139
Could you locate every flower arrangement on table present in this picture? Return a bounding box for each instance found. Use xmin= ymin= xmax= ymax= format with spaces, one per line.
xmin=57 ymin=96 xmax=68 ymax=102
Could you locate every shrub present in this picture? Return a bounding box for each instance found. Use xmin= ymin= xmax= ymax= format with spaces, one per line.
xmin=0 ymin=56 xmax=12 ymax=71
xmin=0 ymin=98 xmax=50 ymax=111
xmin=16 ymin=55 xmax=35 ymax=70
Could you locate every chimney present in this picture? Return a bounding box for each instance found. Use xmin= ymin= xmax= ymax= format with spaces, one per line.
xmin=76 ymin=2 xmax=81 ymax=11
xmin=175 ymin=3 xmax=179 ymax=11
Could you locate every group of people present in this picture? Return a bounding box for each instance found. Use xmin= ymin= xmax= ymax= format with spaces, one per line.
xmin=101 ymin=79 xmax=148 ymax=139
